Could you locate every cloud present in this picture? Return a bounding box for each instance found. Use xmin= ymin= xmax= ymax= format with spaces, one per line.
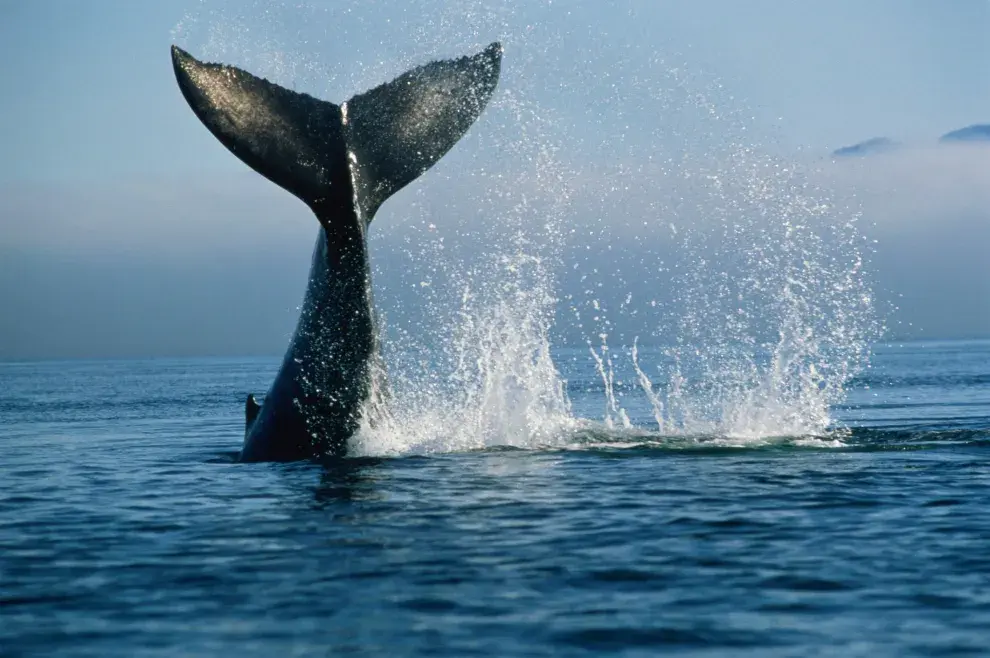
xmin=819 ymin=143 xmax=990 ymax=222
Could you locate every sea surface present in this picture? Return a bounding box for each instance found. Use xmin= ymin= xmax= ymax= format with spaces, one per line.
xmin=3 ymin=339 xmax=990 ymax=657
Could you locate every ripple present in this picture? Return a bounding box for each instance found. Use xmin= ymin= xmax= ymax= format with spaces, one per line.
xmin=4 ymin=352 xmax=990 ymax=656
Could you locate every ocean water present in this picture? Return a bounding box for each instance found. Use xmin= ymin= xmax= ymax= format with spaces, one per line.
xmin=3 ymin=339 xmax=990 ymax=657
xmin=5 ymin=5 xmax=987 ymax=654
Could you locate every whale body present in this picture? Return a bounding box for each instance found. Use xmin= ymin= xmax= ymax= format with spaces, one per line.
xmin=171 ymin=43 xmax=502 ymax=461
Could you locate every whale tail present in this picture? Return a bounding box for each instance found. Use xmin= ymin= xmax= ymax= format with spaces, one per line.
xmin=170 ymin=43 xmax=502 ymax=223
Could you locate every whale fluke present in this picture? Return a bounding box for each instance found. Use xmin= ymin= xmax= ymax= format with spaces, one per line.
xmin=170 ymin=44 xmax=502 ymax=223
xmin=171 ymin=43 xmax=503 ymax=461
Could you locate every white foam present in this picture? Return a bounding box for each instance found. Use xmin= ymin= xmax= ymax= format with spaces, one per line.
xmin=187 ymin=5 xmax=880 ymax=456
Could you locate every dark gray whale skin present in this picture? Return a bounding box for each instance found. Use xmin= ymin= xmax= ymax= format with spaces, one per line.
xmin=170 ymin=43 xmax=502 ymax=461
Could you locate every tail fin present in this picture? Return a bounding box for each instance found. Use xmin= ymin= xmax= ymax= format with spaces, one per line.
xmin=171 ymin=43 xmax=502 ymax=221
xmin=341 ymin=43 xmax=502 ymax=219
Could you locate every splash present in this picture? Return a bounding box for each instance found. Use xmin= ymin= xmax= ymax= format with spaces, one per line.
xmin=351 ymin=260 xmax=576 ymax=456
xmin=352 ymin=90 xmax=580 ymax=456
xmin=178 ymin=1 xmax=881 ymax=454
xmin=574 ymin=65 xmax=882 ymax=441
xmin=666 ymin=147 xmax=875 ymax=440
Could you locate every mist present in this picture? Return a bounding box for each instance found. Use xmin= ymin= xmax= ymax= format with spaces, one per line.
xmin=2 ymin=139 xmax=988 ymax=359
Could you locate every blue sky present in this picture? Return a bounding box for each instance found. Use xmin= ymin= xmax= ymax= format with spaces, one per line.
xmin=2 ymin=0 xmax=987 ymax=181
xmin=0 ymin=0 xmax=988 ymax=357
